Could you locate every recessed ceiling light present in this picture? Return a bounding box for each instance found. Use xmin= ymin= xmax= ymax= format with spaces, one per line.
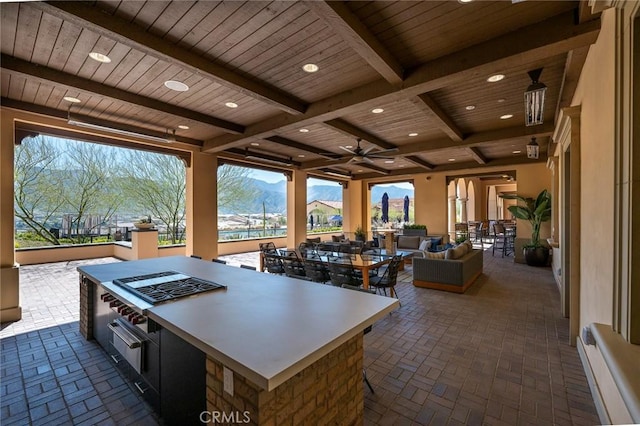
xmin=487 ymin=74 xmax=505 ymax=83
xmin=512 ymin=150 xmax=521 ymax=154
xmin=178 ymin=125 xmax=190 ymax=130
xmin=371 ymin=108 xmax=384 ymax=114
xmin=302 ymin=63 xmax=319 ymax=73
xmin=63 ymin=96 xmax=81 ymax=103
xmin=458 ymin=0 xmax=473 ymax=3
xmin=164 ymin=80 xmax=189 ymax=92
xmin=345 ymin=145 xmax=353 ymax=149
xmin=357 ymin=169 xmax=363 ymax=172
xmin=88 ymin=52 xmax=111 ymax=63
xmin=465 ymin=105 xmax=476 ymax=111
xmin=384 ymin=160 xmax=395 ymax=164
xmin=299 ymin=128 xmax=309 ymax=133
xmin=497 ymin=98 xmax=506 ymax=103
xmin=502 ymin=175 xmax=509 ymax=178
xmin=500 ymin=114 xmax=514 ymax=119
xmin=448 ymin=158 xmax=456 ymax=162
xmin=225 ymin=102 xmax=238 ymax=108
xmin=251 ymin=142 xmax=260 ymax=146
xmin=408 ymin=132 xmax=418 ymax=137
xmin=399 ymin=165 xmax=405 ymax=168
xmin=298 ymin=154 xmax=305 ymax=158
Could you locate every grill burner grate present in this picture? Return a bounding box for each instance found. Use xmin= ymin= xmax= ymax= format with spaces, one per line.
xmin=113 ymin=271 xmax=226 ymax=304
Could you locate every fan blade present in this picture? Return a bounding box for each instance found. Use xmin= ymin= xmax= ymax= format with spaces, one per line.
xmin=362 ymin=146 xmax=376 ymax=155
xmin=368 ymin=154 xmax=395 ymax=159
xmin=339 ymin=146 xmax=357 ymax=154
xmin=373 ymin=147 xmax=399 ymax=155
xmin=362 ymin=156 xmax=375 ymax=164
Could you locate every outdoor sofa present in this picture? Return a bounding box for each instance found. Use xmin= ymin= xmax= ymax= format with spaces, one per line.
xmin=412 ymin=242 xmax=483 ymax=293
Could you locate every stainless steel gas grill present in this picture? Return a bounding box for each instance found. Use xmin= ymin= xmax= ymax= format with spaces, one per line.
xmin=112 ymin=271 xmax=226 ymax=305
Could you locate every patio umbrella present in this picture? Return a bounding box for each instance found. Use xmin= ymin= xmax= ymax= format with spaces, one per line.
xmin=381 ymin=192 xmax=389 ymax=223
xmin=403 ymin=195 xmax=409 ymax=222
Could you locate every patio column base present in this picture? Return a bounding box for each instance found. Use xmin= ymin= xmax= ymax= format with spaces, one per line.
xmin=0 ymin=265 xmax=21 ymax=323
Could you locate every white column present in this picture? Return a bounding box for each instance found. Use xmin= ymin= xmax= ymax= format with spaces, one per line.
xmin=448 ymin=196 xmax=457 ymax=241
xmin=459 ymin=197 xmax=468 ymax=223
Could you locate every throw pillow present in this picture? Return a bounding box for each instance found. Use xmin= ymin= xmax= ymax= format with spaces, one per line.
xmin=427 ymin=251 xmax=446 ymax=259
xmin=418 ymin=239 xmax=431 ymax=251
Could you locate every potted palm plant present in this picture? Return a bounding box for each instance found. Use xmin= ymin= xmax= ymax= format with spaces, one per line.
xmin=500 ymin=190 xmax=551 ymax=266
xmin=354 ymin=225 xmax=366 ymax=242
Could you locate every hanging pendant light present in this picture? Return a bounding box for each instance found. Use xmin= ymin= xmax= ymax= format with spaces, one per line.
xmin=524 ymin=68 xmax=547 ymax=126
xmin=527 ymin=137 xmax=540 ymax=159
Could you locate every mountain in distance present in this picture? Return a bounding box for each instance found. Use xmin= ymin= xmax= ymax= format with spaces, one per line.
xmin=225 ymin=178 xmax=414 ymax=213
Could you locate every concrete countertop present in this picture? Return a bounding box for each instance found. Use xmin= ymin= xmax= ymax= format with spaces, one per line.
xmin=78 ymin=256 xmax=398 ymax=391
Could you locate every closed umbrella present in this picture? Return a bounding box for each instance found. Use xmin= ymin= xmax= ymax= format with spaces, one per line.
xmin=381 ymin=192 xmax=389 ymax=223
xmin=403 ymin=195 xmax=409 ymax=222
xmin=309 ymin=214 xmax=314 ymax=229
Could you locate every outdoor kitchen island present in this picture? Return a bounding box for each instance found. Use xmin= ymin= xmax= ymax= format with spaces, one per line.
xmin=78 ymin=256 xmax=398 ymax=425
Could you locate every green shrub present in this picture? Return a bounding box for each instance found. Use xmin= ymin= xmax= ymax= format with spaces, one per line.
xmin=403 ymin=224 xmax=427 ymax=230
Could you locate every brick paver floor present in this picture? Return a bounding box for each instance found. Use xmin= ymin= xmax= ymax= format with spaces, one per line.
xmin=1 ymin=251 xmax=599 ymax=425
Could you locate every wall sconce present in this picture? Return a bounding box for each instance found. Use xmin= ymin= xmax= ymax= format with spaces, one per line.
xmin=527 ymin=137 xmax=540 ymax=159
xmin=524 ymin=68 xmax=546 ymax=126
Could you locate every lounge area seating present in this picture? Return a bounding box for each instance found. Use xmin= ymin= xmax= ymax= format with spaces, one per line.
xmin=394 ymin=234 xmax=447 ymax=258
xmin=412 ymin=243 xmax=483 ymax=293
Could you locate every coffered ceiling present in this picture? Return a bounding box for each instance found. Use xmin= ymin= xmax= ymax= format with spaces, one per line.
xmin=0 ymin=1 xmax=600 ymax=180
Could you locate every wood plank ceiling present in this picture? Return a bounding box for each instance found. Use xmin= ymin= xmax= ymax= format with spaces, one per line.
xmin=0 ymin=0 xmax=600 ymax=180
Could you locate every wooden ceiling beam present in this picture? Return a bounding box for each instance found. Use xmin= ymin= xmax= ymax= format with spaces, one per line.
xmin=323 ymin=119 xmax=397 ymax=150
xmin=411 ymin=94 xmax=464 ymax=142
xmin=304 ymin=1 xmax=404 ymax=85
xmin=31 ymin=1 xmax=307 ymax=115
xmin=404 ymin=155 xmax=434 ymax=171
xmin=352 ymin=156 xmax=547 ymax=180
xmin=352 ymin=162 xmax=390 ymax=175
xmin=264 ymin=136 xmax=338 ymax=159
xmin=299 ymin=122 xmax=554 ymax=170
xmin=1 ymin=55 xmax=245 ymax=134
xmin=467 ymin=147 xmax=488 ymax=165
xmin=202 ymin=11 xmax=600 ymax=152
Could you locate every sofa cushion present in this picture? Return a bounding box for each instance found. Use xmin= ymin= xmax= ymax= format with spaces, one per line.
xmin=398 ymin=235 xmax=421 ymax=249
xmin=445 ymin=243 xmax=469 ymax=260
xmin=426 ymin=251 xmax=446 ymax=259
xmin=419 ymin=239 xmax=431 ymax=251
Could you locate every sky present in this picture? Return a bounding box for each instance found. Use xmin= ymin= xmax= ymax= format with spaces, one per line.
xmin=248 ymin=169 xmax=413 ymax=189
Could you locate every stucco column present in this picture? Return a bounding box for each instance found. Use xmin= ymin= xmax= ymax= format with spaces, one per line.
xmin=186 ymin=151 xmax=218 ymax=260
xmin=286 ymin=169 xmax=307 ymax=249
xmin=0 ymin=109 xmax=21 ymax=322
xmin=459 ymin=197 xmax=468 ymax=223
xmin=343 ymin=180 xmax=364 ymax=237
xmin=448 ymin=196 xmax=457 ymax=241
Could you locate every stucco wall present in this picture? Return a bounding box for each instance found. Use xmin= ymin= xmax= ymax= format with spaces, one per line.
xmin=573 ymin=8 xmax=616 ymax=331
xmin=571 ymin=8 xmax=635 ymax=424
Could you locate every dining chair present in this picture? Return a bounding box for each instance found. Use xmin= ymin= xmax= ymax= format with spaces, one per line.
xmin=326 ymin=255 xmax=362 ymax=287
xmin=240 ymin=264 xmax=256 ymax=271
xmin=492 ymin=223 xmax=507 ymax=257
xmin=263 ymin=253 xmax=285 ymax=275
xmin=303 ymin=254 xmax=330 ymax=283
xmin=281 ymin=251 xmax=307 ymax=279
xmin=369 ymin=255 xmax=402 ymax=301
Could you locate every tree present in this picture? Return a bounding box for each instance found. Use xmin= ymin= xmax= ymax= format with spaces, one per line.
xmin=60 ymin=142 xmax=123 ymax=242
xmin=217 ymin=164 xmax=259 ymax=213
xmin=14 ymin=136 xmax=66 ymax=244
xmin=120 ymin=151 xmax=186 ymax=244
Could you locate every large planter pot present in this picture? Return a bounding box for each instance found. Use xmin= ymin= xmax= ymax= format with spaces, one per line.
xmin=524 ymin=246 xmax=549 ymax=267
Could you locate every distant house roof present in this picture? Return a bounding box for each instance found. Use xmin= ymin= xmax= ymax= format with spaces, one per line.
xmin=307 ymin=200 xmax=342 ymax=210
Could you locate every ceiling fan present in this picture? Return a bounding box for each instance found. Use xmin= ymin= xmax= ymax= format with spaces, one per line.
xmin=339 ymin=139 xmax=398 ymax=164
